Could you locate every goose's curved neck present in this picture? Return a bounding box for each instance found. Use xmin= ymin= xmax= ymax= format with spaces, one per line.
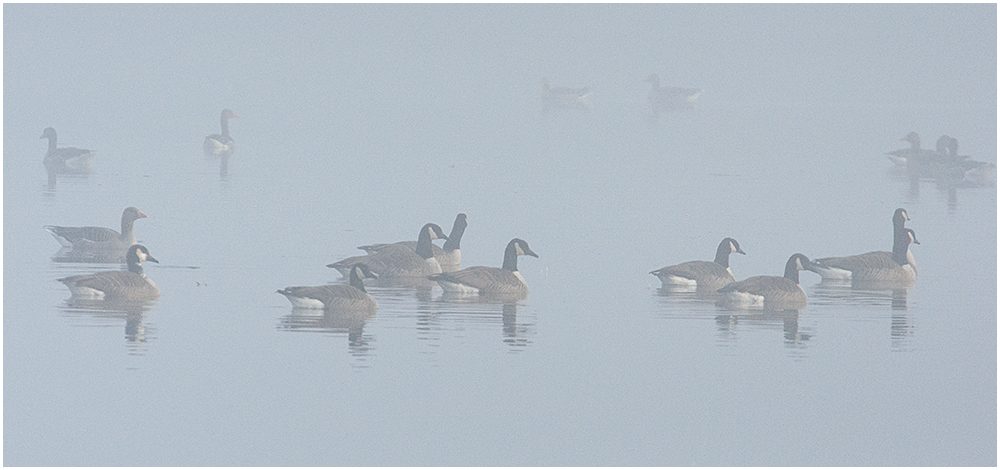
xmin=442 ymin=221 xmax=466 ymax=251
xmin=714 ymin=242 xmax=733 ymax=268
xmin=121 ymin=215 xmax=136 ymax=239
xmin=349 ymin=267 xmax=367 ymax=293
xmin=127 ymin=259 xmax=145 ymax=276
xmin=415 ymin=227 xmax=435 ymax=259
xmin=220 ymin=115 xmax=231 ymax=137
xmin=783 ymin=259 xmax=800 ymax=284
xmin=891 ymin=231 xmax=910 ymax=266
xmin=45 ymin=135 xmax=58 ymax=152
xmin=502 ymin=242 xmax=519 ymax=272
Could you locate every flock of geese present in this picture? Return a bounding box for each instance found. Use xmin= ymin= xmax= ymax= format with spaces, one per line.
xmin=884 ymin=131 xmax=996 ymax=187
xmin=650 ymin=208 xmax=919 ymax=310
xmin=45 ymin=77 xmax=976 ymax=313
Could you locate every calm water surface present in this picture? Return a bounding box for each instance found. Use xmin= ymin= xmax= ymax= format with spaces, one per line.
xmin=4 ymin=4 xmax=996 ymax=466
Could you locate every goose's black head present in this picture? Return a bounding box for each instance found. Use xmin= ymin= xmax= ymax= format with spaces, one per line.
xmin=783 ymin=253 xmax=813 ymax=283
xmin=348 ymin=263 xmax=378 ymax=291
xmin=905 ymin=228 xmax=920 ymax=245
xmin=422 ymin=223 xmax=448 ymax=241
xmin=502 ymin=238 xmax=539 ymax=271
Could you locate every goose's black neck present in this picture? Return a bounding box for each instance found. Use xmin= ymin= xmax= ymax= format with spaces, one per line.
xmin=442 ymin=216 xmax=467 ymax=251
xmin=415 ymin=225 xmax=436 ymax=259
xmin=126 ymin=255 xmax=144 ymax=276
xmin=891 ymin=231 xmax=910 ymax=266
xmin=502 ymin=241 xmax=519 ymax=271
xmin=783 ymin=257 xmax=801 ymax=284
xmin=714 ymin=241 xmax=733 ymax=268
xmin=349 ymin=267 xmax=367 ymax=293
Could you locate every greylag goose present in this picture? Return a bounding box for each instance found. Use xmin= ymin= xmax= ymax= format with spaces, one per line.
xmin=650 ymin=237 xmax=745 ymax=290
xmin=40 ymin=127 xmax=95 ymax=174
xmin=356 ymin=213 xmax=467 ymax=272
xmin=45 ymin=206 xmax=147 ymax=258
xmin=203 ymin=109 xmax=238 ymax=157
xmin=645 ymin=73 xmax=701 ymax=110
xmin=807 ymin=228 xmax=919 ymax=285
xmin=428 ymin=238 xmax=538 ymax=298
xmin=327 ymin=223 xmax=448 ymax=278
xmin=540 ymin=77 xmax=592 ymax=107
xmin=717 ymin=253 xmax=814 ymax=310
xmin=278 ymin=263 xmax=378 ymax=310
xmin=58 ymin=244 xmax=160 ymax=300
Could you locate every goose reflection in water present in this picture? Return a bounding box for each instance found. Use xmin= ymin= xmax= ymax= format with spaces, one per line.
xmin=809 ymin=283 xmax=914 ymax=351
xmin=423 ymin=293 xmax=535 ymax=352
xmin=277 ymin=308 xmax=376 ymax=358
xmin=715 ymin=309 xmax=812 ymax=350
xmin=59 ymin=297 xmax=156 ymax=354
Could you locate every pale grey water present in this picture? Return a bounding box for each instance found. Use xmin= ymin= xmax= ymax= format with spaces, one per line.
xmin=4 ymin=4 xmax=997 ymax=466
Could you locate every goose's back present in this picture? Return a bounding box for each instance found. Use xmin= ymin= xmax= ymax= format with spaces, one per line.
xmin=433 ymin=266 xmax=528 ymax=295
xmin=278 ymin=285 xmax=377 ymax=310
xmin=59 ymin=271 xmax=160 ymax=300
xmin=653 ymin=260 xmax=734 ymax=289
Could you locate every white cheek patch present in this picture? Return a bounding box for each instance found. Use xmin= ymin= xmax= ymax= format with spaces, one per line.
xmin=730 ymin=241 xmax=737 ymax=253
xmin=515 ymin=244 xmax=525 ymax=256
xmin=795 ymin=258 xmax=804 ymax=270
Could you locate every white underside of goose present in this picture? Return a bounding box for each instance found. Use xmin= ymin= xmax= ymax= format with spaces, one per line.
xmin=809 ymin=265 xmax=854 ymax=280
xmin=205 ymin=139 xmax=231 ymax=155
xmin=65 ymin=285 xmax=107 ymax=299
xmin=283 ymin=297 xmax=327 ymax=309
xmin=719 ymin=291 xmax=765 ymax=308
xmin=660 ymin=275 xmax=698 ymax=286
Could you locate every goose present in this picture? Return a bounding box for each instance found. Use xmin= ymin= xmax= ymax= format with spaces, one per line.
xmin=650 ymin=237 xmax=745 ymax=290
xmin=277 ymin=263 xmax=379 ymax=310
xmin=936 ymin=136 xmax=997 ymax=186
xmin=645 ymin=73 xmax=701 ymax=110
xmin=807 ymin=228 xmax=919 ymax=284
xmin=40 ymin=127 xmax=95 ymax=173
xmin=428 ymin=238 xmax=538 ymax=298
xmin=45 ymin=206 xmax=147 ymax=257
xmin=357 ymin=213 xmax=467 ymax=272
xmin=717 ymin=253 xmax=814 ymax=309
xmin=327 ymin=223 xmax=448 ymax=278
xmin=540 ymin=77 xmax=592 ymax=106
xmin=57 ymin=244 xmax=160 ymax=300
xmin=885 ymin=132 xmax=946 ymax=166
xmin=203 ymin=109 xmax=238 ymax=157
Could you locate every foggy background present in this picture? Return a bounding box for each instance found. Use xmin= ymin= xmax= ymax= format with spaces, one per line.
xmin=4 ymin=4 xmax=996 ymax=466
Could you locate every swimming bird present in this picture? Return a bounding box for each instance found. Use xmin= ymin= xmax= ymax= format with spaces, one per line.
xmin=328 ymin=223 xmax=448 ymax=278
xmin=57 ymin=244 xmax=160 ymax=300
xmin=45 ymin=206 xmax=147 ymax=258
xmin=717 ymin=253 xmax=814 ymax=310
xmin=277 ymin=263 xmax=379 ymax=310
xmin=806 ymin=228 xmax=920 ymax=285
xmin=645 ymin=73 xmax=701 ymax=110
xmin=885 ymin=132 xmax=947 ymax=167
xmin=40 ymin=127 xmax=95 ymax=174
xmin=650 ymin=237 xmax=745 ymax=291
xmin=203 ymin=109 xmax=238 ymax=157
xmin=428 ymin=238 xmax=538 ymax=298
xmin=540 ymin=77 xmax=592 ymax=109
xmin=357 ymin=213 xmax=467 ymax=272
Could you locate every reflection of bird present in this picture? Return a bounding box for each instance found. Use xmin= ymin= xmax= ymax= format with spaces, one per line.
xmin=203 ymin=109 xmax=238 ymax=157
xmin=40 ymin=127 xmax=95 ymax=173
xmin=328 ymin=223 xmax=448 ymax=278
xmin=45 ymin=207 xmax=147 ymax=259
xmin=429 ymin=238 xmax=538 ymax=298
xmin=357 ymin=213 xmax=467 ymax=272
xmin=58 ymin=245 xmax=160 ymax=300
xmin=645 ymin=73 xmax=701 ymax=110
xmin=650 ymin=237 xmax=745 ymax=290
xmin=808 ymin=228 xmax=919 ymax=284
xmin=717 ymin=254 xmax=813 ymax=309
xmin=540 ymin=77 xmax=592 ymax=106
xmin=278 ymin=263 xmax=378 ymax=310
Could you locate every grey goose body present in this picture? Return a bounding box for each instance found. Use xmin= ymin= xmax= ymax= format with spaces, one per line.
xmin=328 ymin=223 xmax=448 ymax=278
xmin=45 ymin=207 xmax=147 ymax=260
xmin=357 ymin=213 xmax=467 ymax=272
xmin=808 ymin=228 xmax=919 ymax=285
xmin=58 ymin=245 xmax=160 ymax=300
xmin=204 ymin=109 xmax=238 ymax=157
xmin=645 ymin=73 xmax=701 ymax=110
xmin=40 ymin=127 xmax=96 ymax=174
xmin=429 ymin=238 xmax=538 ymax=299
xmin=717 ymin=253 xmax=814 ymax=310
xmin=650 ymin=237 xmax=745 ymax=291
xmin=278 ymin=264 xmax=378 ymax=310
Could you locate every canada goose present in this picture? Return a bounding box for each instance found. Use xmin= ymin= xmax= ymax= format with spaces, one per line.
xmin=57 ymin=244 xmax=160 ymax=300
xmin=650 ymin=237 xmax=745 ymax=290
xmin=936 ymin=136 xmax=997 ymax=186
xmin=717 ymin=253 xmax=814 ymax=309
xmin=203 ymin=109 xmax=238 ymax=157
xmin=45 ymin=207 xmax=147 ymax=258
xmin=885 ymin=132 xmax=946 ymax=166
xmin=278 ymin=263 xmax=378 ymax=310
xmin=40 ymin=127 xmax=95 ymax=174
xmin=428 ymin=238 xmax=538 ymax=298
xmin=357 ymin=213 xmax=467 ymax=272
xmin=540 ymin=77 xmax=592 ymax=106
xmin=807 ymin=228 xmax=920 ymax=284
xmin=328 ymin=223 xmax=448 ymax=278
xmin=645 ymin=73 xmax=701 ymax=110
